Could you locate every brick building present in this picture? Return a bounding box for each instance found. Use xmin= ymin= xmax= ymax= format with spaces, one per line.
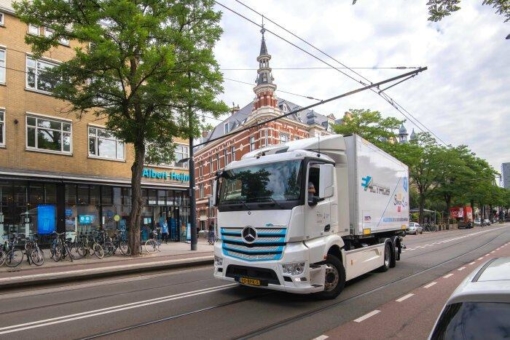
xmin=0 ymin=1 xmax=191 ymax=242
xmin=193 ymin=29 xmax=335 ymax=230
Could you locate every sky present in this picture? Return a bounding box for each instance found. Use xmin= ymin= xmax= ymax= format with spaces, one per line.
xmin=210 ymin=1 xmax=509 ymax=180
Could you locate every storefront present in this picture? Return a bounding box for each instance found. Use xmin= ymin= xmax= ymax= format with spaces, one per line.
xmin=0 ymin=177 xmax=190 ymax=245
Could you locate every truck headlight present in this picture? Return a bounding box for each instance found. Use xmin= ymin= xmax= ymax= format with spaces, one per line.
xmin=214 ymin=256 xmax=223 ymax=266
xmin=282 ymin=262 xmax=306 ymax=275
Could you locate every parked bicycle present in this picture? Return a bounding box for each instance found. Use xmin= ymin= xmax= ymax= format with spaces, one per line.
xmin=111 ymin=230 xmax=130 ymax=256
xmin=4 ymin=236 xmax=24 ymax=267
xmin=24 ymin=234 xmax=45 ymax=266
xmin=74 ymin=232 xmax=105 ymax=259
xmin=50 ymin=231 xmax=75 ymax=262
xmin=144 ymin=228 xmax=161 ymax=253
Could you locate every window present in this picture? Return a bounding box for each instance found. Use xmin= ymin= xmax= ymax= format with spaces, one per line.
xmin=44 ymin=27 xmax=69 ymax=46
xmin=199 ymin=183 xmax=204 ymax=199
xmin=224 ymin=123 xmax=230 ymax=134
xmin=0 ymin=13 xmax=4 ymax=26
xmin=224 ymin=149 xmax=230 ymax=166
xmin=26 ymin=57 xmax=58 ymax=93
xmin=250 ymin=136 xmax=255 ymax=151
xmin=0 ymin=48 xmax=4 ymax=84
xmin=280 ymin=133 xmax=289 ymax=144
xmin=210 ymin=156 xmax=213 ymax=173
xmin=88 ymin=126 xmax=125 ymax=160
xmin=173 ymin=144 xmax=189 ymax=168
xmin=231 ymin=146 xmax=236 ymax=162
xmin=0 ymin=109 xmax=4 ymax=146
xmin=28 ymin=24 xmax=39 ymax=35
xmin=27 ymin=115 xmax=72 ymax=153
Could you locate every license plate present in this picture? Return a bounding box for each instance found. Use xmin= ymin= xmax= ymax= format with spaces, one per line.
xmin=239 ymin=277 xmax=261 ymax=286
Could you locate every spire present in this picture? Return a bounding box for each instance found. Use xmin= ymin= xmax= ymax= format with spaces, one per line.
xmin=398 ymin=123 xmax=408 ymax=143
xmin=252 ymin=21 xmax=277 ymax=112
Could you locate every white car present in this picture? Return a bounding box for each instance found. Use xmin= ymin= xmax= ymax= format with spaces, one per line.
xmin=428 ymin=257 xmax=510 ymax=339
xmin=406 ymin=222 xmax=422 ymax=235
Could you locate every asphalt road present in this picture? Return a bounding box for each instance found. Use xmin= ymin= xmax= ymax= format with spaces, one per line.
xmin=0 ymin=224 xmax=508 ymax=340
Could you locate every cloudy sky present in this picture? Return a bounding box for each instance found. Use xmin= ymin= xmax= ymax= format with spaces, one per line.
xmin=211 ymin=1 xmax=509 ymax=180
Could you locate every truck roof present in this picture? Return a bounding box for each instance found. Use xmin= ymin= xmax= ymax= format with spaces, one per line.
xmin=241 ymin=135 xmax=346 ymax=164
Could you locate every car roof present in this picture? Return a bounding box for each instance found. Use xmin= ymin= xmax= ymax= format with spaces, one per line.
xmin=446 ymin=257 xmax=510 ymax=304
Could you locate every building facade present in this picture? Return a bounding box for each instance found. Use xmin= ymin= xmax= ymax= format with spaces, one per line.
xmin=0 ymin=2 xmax=191 ymax=243
xmin=193 ymin=29 xmax=335 ymax=230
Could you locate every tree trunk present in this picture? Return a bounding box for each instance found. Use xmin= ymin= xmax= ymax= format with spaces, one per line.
xmin=128 ymin=140 xmax=145 ymax=256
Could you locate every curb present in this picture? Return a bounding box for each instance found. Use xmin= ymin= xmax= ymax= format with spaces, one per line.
xmin=0 ymin=256 xmax=213 ymax=290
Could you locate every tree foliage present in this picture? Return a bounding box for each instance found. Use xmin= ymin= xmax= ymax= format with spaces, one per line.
xmin=427 ymin=0 xmax=510 ymax=23
xmin=14 ymin=0 xmax=230 ymax=254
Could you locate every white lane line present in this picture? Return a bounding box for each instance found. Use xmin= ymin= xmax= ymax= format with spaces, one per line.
xmin=458 ymin=267 xmax=466 ymax=271
xmin=313 ymin=336 xmax=329 ymax=340
xmin=469 ymin=262 xmax=476 ymax=266
xmin=354 ymin=310 xmax=380 ymax=323
xmin=478 ymin=257 xmax=484 ymax=261
xmin=424 ymin=282 xmax=437 ymax=289
xmin=396 ymin=293 xmax=414 ymax=302
xmin=0 ymin=284 xmax=236 ymax=335
xmin=443 ymin=274 xmax=453 ymax=279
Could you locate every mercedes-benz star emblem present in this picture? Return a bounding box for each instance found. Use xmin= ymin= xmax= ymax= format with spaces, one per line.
xmin=242 ymin=226 xmax=257 ymax=244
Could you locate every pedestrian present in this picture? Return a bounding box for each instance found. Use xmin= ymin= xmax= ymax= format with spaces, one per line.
xmin=208 ymin=222 xmax=215 ymax=245
xmin=159 ymin=213 xmax=169 ymax=244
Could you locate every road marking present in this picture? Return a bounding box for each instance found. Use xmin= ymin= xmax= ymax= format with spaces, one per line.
xmin=468 ymin=261 xmax=476 ymax=266
xmin=478 ymin=257 xmax=484 ymax=261
xmin=443 ymin=274 xmax=453 ymax=279
xmin=312 ymin=336 xmax=329 ymax=340
xmin=0 ymin=284 xmax=236 ymax=335
xmin=424 ymin=282 xmax=437 ymax=289
xmin=354 ymin=310 xmax=380 ymax=323
xmin=458 ymin=267 xmax=466 ymax=271
xmin=396 ymin=293 xmax=414 ymax=302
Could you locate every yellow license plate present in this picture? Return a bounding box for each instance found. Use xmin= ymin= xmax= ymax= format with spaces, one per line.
xmin=239 ymin=277 xmax=261 ymax=286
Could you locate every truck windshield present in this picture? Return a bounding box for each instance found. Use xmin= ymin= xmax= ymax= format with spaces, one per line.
xmin=218 ymin=160 xmax=302 ymax=206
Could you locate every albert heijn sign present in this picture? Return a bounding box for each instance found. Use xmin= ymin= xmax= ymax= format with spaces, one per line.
xmin=142 ymin=168 xmax=190 ymax=183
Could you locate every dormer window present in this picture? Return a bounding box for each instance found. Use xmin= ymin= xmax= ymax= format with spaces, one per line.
xmin=224 ymin=122 xmax=230 ymax=134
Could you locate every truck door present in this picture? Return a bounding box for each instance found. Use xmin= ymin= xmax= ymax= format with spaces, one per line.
xmin=305 ymin=163 xmax=333 ymax=239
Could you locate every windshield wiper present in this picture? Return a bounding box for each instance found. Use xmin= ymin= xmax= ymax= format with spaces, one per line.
xmin=224 ymin=199 xmax=249 ymax=209
xmin=256 ymin=197 xmax=284 ymax=208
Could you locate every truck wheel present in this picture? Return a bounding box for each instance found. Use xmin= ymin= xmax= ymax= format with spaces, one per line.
xmin=378 ymin=241 xmax=392 ymax=272
xmin=315 ymin=254 xmax=346 ymax=300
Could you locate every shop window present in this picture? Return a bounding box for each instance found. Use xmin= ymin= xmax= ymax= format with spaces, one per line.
xmin=77 ymin=184 xmax=89 ymax=205
xmin=90 ymin=185 xmax=100 ymax=206
xmin=101 ymin=186 xmax=113 ymax=205
xmin=26 ymin=114 xmax=72 ymax=154
xmin=26 ymin=56 xmax=59 ymax=93
xmin=65 ymin=184 xmax=77 ymax=205
xmin=88 ymin=126 xmax=125 ymax=160
xmin=29 ymin=183 xmax=45 ymax=207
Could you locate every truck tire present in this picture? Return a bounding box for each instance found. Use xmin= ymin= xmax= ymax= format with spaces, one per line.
xmin=378 ymin=241 xmax=392 ymax=272
xmin=315 ymin=254 xmax=346 ymax=300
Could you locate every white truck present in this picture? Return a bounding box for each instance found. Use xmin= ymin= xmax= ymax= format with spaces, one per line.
xmin=212 ymin=134 xmax=409 ymax=299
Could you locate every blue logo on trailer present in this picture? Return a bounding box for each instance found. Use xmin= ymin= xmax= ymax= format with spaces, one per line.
xmin=361 ymin=176 xmax=372 ymax=190
xmin=403 ymin=177 xmax=408 ymax=192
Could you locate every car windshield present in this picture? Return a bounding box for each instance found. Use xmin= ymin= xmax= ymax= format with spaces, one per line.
xmin=218 ymin=160 xmax=302 ymax=205
xmin=430 ymin=302 xmax=510 ymax=340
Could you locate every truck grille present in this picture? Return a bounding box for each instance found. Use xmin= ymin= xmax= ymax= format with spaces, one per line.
xmin=220 ymin=227 xmax=286 ymax=262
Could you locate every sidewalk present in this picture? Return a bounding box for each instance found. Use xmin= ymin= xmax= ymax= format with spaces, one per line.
xmin=0 ymin=238 xmax=214 ymax=289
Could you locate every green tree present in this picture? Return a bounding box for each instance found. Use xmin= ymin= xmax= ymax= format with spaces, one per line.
xmin=427 ymin=0 xmax=510 ymax=23
xmin=332 ymin=109 xmax=404 ymax=149
xmin=14 ymin=0 xmax=229 ymax=254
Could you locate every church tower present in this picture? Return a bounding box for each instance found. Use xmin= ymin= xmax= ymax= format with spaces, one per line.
xmin=252 ymin=26 xmax=278 ymax=111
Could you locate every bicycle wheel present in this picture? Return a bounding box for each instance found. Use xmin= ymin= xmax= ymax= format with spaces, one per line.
xmin=65 ymin=245 xmax=74 ymax=262
xmin=51 ymin=245 xmax=63 ymax=262
xmin=144 ymin=239 xmax=156 ymax=253
xmin=30 ymin=248 xmax=45 ymax=266
xmin=119 ymin=241 xmax=130 ymax=256
xmin=93 ymin=243 xmax=104 ymax=259
xmin=103 ymin=242 xmax=115 ymax=257
xmin=72 ymin=241 xmax=85 ymax=259
xmin=6 ymin=249 xmax=23 ymax=267
xmin=0 ymin=251 xmax=6 ymax=266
